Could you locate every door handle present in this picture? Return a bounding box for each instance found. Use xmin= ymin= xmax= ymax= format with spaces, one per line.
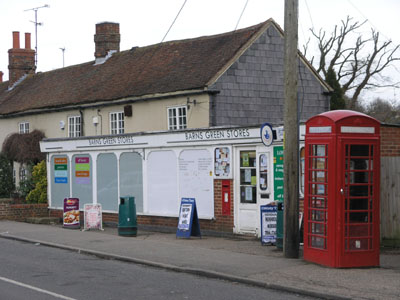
xmin=340 ymin=188 xmax=344 ymax=195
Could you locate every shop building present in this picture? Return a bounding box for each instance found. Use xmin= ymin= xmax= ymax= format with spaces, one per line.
xmin=40 ymin=125 xmax=306 ymax=235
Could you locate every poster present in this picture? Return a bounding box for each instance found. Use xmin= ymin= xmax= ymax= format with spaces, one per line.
xmin=214 ymin=147 xmax=231 ymax=177
xmin=54 ymin=157 xmax=68 ymax=183
xmin=178 ymin=203 xmax=192 ymax=231
xmin=245 ymin=186 xmax=253 ymax=201
xmin=242 ymin=152 xmax=249 ymax=167
xmin=245 ymin=169 xmax=251 ymax=183
xmin=75 ymin=156 xmax=90 ymax=184
xmin=84 ymin=204 xmax=103 ymax=231
xmin=261 ymin=204 xmax=277 ymax=245
xmin=63 ymin=198 xmax=80 ymax=228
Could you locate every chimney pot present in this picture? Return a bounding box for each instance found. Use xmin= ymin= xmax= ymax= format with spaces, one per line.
xmin=12 ymin=31 xmax=20 ymax=49
xmin=25 ymin=33 xmax=31 ymax=49
xmin=8 ymin=31 xmax=35 ymax=88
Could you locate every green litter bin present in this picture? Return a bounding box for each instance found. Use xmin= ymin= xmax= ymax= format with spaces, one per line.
xmin=276 ymin=201 xmax=284 ymax=249
xmin=118 ymin=196 xmax=137 ymax=237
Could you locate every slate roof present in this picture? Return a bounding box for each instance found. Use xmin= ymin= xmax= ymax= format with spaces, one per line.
xmin=0 ymin=20 xmax=273 ymax=116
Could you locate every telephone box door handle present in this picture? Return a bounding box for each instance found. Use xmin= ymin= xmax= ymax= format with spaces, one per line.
xmin=340 ymin=188 xmax=344 ymax=195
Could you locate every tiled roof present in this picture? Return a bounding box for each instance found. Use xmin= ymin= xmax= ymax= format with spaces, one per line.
xmin=0 ymin=20 xmax=272 ymax=116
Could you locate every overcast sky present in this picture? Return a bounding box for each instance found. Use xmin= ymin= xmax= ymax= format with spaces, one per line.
xmin=1 ymin=0 xmax=399 ymax=103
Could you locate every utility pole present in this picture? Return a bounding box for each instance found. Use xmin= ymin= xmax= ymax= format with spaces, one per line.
xmin=283 ymin=0 xmax=300 ymax=258
xmin=24 ymin=4 xmax=50 ymax=68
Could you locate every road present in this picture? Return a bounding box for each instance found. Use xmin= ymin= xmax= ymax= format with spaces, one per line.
xmin=0 ymin=238 xmax=319 ymax=300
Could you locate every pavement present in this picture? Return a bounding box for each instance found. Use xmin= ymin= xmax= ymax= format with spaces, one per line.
xmin=0 ymin=220 xmax=399 ymax=300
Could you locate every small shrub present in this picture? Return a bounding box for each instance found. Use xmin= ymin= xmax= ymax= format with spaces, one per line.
xmin=0 ymin=153 xmax=14 ymax=197
xmin=26 ymin=160 xmax=47 ymax=203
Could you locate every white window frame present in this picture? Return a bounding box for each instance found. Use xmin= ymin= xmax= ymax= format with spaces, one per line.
xmin=68 ymin=116 xmax=81 ymax=137
xmin=168 ymin=106 xmax=187 ymax=130
xmin=19 ymin=122 xmax=29 ymax=134
xmin=110 ymin=111 xmax=124 ymax=134
xmin=19 ymin=166 xmax=27 ymax=182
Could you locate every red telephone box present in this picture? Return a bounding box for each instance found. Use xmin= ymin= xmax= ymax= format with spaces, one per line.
xmin=304 ymin=110 xmax=380 ymax=268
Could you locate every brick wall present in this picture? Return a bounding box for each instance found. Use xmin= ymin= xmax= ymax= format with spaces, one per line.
xmin=49 ymin=179 xmax=236 ymax=233
xmin=0 ymin=199 xmax=48 ymax=221
xmin=381 ymin=125 xmax=400 ymax=157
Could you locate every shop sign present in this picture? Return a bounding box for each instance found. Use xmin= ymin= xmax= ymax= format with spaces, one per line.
xmin=260 ymin=123 xmax=274 ymax=146
xmin=184 ymin=128 xmax=251 ymax=141
xmin=273 ymin=146 xmax=284 ymax=201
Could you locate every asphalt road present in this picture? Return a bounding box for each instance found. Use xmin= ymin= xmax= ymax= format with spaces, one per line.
xmin=0 ymin=238 xmax=318 ymax=300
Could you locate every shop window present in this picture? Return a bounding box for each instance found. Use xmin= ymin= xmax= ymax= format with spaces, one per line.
xmin=19 ymin=122 xmax=29 ymax=134
xmin=110 ymin=112 xmax=124 ymax=134
xmin=147 ymin=151 xmax=178 ymax=215
xmin=259 ymin=153 xmax=269 ymax=192
xmin=168 ymin=106 xmax=187 ymax=130
xmin=68 ymin=116 xmax=81 ymax=137
xmin=240 ymin=151 xmax=256 ymax=203
xmin=97 ymin=153 xmax=118 ymax=211
xmin=120 ymin=152 xmax=143 ymax=213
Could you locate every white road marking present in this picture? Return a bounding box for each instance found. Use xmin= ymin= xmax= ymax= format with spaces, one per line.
xmin=0 ymin=276 xmax=77 ymax=300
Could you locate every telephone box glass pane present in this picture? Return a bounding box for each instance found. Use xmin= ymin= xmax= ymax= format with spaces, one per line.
xmin=344 ymin=144 xmax=374 ymax=251
xmin=307 ymin=144 xmax=328 ymax=250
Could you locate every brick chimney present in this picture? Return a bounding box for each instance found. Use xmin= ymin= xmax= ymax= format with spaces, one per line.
xmin=0 ymin=71 xmax=3 ymax=83
xmin=94 ymin=22 xmax=120 ymax=59
xmin=8 ymin=32 xmax=36 ymax=87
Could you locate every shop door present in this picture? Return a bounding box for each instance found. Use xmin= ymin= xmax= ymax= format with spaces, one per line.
xmin=235 ymin=149 xmax=258 ymax=234
xmin=339 ymin=139 xmax=379 ymax=266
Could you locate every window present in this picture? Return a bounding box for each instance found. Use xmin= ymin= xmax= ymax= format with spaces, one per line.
xmin=68 ymin=116 xmax=81 ymax=137
xmin=19 ymin=122 xmax=29 ymax=134
xmin=110 ymin=112 xmax=124 ymax=134
xmin=259 ymin=153 xmax=269 ymax=192
xmin=19 ymin=166 xmax=27 ymax=182
xmin=168 ymin=106 xmax=187 ymax=130
xmin=239 ymin=151 xmax=257 ymax=203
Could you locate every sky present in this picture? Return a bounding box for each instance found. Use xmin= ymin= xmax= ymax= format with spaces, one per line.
xmin=0 ymin=0 xmax=399 ymax=103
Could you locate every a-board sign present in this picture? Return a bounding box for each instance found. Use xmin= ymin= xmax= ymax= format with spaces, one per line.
xmin=260 ymin=204 xmax=277 ymax=245
xmin=63 ymin=198 xmax=80 ymax=229
xmin=176 ymin=198 xmax=201 ymax=238
xmin=83 ymin=204 xmax=103 ymax=231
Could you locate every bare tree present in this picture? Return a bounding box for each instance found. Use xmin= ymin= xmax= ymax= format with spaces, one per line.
xmin=305 ymin=16 xmax=400 ymax=109
xmin=364 ymin=98 xmax=400 ymax=124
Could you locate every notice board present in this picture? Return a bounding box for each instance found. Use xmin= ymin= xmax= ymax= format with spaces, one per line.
xmin=179 ymin=150 xmax=213 ymax=219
